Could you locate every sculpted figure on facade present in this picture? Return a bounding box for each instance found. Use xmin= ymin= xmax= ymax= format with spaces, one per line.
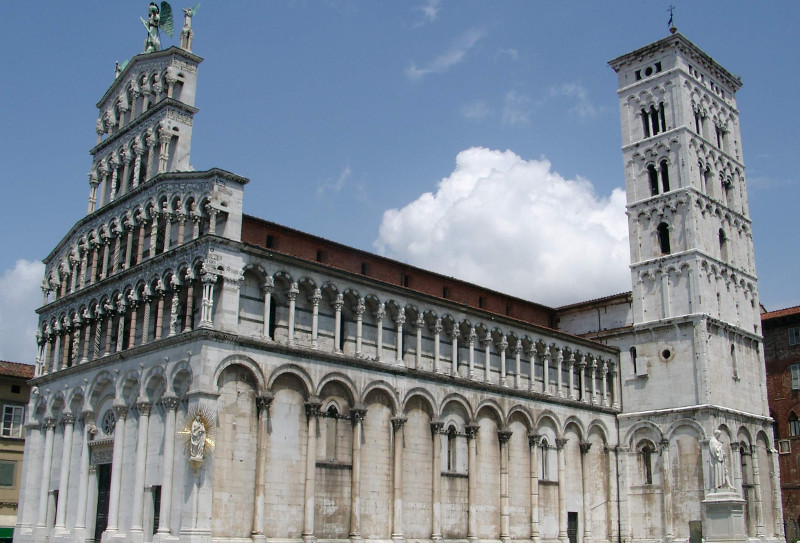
xmin=709 ymin=429 xmax=731 ymax=490
xmin=190 ymin=414 xmax=206 ymax=460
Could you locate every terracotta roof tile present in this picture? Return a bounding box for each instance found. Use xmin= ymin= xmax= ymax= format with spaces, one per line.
xmin=762 ymin=305 xmax=800 ymax=321
xmin=0 ymin=361 xmax=35 ymax=379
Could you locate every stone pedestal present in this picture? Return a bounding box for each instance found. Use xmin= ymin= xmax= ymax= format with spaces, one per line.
xmin=702 ymin=491 xmax=747 ymax=542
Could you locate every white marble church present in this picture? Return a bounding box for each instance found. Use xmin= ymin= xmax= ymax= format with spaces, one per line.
xmin=14 ymin=6 xmax=784 ymax=543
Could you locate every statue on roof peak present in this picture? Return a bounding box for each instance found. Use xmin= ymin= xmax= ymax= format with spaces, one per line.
xmin=142 ymin=2 xmax=174 ymax=53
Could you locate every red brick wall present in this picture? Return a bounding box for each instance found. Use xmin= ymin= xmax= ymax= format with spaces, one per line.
xmin=241 ymin=215 xmax=554 ymax=328
xmin=763 ymin=310 xmax=800 ymax=536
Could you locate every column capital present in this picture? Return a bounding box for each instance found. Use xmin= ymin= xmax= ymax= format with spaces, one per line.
xmin=466 ymin=423 xmax=480 ymax=440
xmin=350 ymin=408 xmax=366 ymax=424
xmin=430 ymin=420 xmax=444 ymax=434
xmin=136 ymin=401 xmax=153 ymax=416
xmin=390 ymin=416 xmax=408 ymax=430
xmin=61 ymin=412 xmax=76 ymax=426
xmin=113 ymin=404 xmax=129 ymax=419
xmin=498 ymin=429 xmax=512 ymax=444
xmin=579 ymin=441 xmax=592 ymax=455
xmin=160 ymin=395 xmax=180 ymax=411
xmin=659 ymin=438 xmax=670 ymax=452
xmin=304 ymin=398 xmax=322 ymax=418
xmin=43 ymin=417 xmax=56 ymax=429
xmin=256 ymin=392 xmax=275 ymax=411
xmin=528 ymin=433 xmax=542 ymax=447
xmin=555 ymin=437 xmax=568 ymax=450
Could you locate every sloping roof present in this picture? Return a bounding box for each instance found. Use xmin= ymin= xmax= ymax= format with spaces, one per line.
xmin=0 ymin=361 xmax=35 ymax=379
xmin=761 ymin=305 xmax=800 ymax=322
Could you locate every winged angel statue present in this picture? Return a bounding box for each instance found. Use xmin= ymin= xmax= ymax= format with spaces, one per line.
xmin=142 ymin=2 xmax=175 ymax=53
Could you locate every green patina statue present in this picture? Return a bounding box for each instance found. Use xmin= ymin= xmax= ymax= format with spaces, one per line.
xmin=142 ymin=2 xmax=174 ymax=53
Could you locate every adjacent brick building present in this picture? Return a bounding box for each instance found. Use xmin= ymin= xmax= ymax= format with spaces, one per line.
xmin=763 ymin=305 xmax=800 ymax=538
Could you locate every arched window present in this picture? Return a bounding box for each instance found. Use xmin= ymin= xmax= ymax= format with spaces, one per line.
xmin=657 ymin=223 xmax=671 ymax=255
xmin=630 ymin=346 xmax=638 ymax=375
xmin=325 ymin=405 xmax=339 ymax=461
xmin=660 ymin=160 xmax=670 ymax=192
xmin=730 ymin=344 xmax=738 ymax=379
xmin=540 ymin=438 xmax=550 ymax=480
xmin=639 ymin=441 xmax=655 ymax=484
xmin=641 ymin=108 xmax=651 ymax=138
xmin=740 ymin=444 xmax=750 ymax=485
xmin=790 ymin=413 xmax=800 ymax=437
xmin=647 ymin=164 xmax=659 ymax=196
xmin=447 ymin=425 xmax=457 ymax=471
xmin=719 ymin=229 xmax=728 ymax=262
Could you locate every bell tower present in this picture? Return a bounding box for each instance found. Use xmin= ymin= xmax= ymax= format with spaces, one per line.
xmin=609 ymin=32 xmax=767 ymax=416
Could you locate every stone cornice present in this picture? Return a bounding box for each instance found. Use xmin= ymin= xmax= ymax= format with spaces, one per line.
xmin=97 ymin=46 xmax=204 ymax=108
xmin=630 ymin=248 xmax=758 ymax=284
xmin=627 ymin=185 xmax=752 ymax=228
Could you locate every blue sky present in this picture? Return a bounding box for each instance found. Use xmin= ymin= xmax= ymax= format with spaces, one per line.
xmin=0 ymin=1 xmax=798 ymax=362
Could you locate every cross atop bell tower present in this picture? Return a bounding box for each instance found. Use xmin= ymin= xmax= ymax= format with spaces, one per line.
xmin=609 ymin=34 xmax=766 ymax=415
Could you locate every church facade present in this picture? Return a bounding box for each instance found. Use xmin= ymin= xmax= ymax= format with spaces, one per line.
xmin=13 ymin=12 xmax=784 ymax=543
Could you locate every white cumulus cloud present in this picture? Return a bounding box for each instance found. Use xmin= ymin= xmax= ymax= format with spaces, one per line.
xmin=0 ymin=259 xmax=44 ymax=363
xmin=406 ymin=29 xmax=486 ymax=80
xmin=375 ymin=147 xmax=630 ymax=307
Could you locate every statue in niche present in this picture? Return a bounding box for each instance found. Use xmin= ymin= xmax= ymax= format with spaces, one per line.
xmin=190 ymin=413 xmax=206 ymax=459
xmin=709 ymin=429 xmax=731 ymax=490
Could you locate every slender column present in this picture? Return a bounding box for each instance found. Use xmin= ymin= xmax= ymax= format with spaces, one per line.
xmin=769 ymin=448 xmax=783 ymax=537
xmin=176 ymin=214 xmax=186 ymax=244
xmin=130 ymin=402 xmax=152 ymax=534
xmin=253 ymin=395 xmax=273 ymax=538
xmin=99 ymin=238 xmax=110 ymax=279
xmin=141 ymin=293 xmax=152 ymax=345
xmin=120 ymin=150 xmax=132 ymax=194
xmin=200 ymin=271 xmax=218 ymax=327
xmin=467 ymin=328 xmax=476 ymax=380
xmin=73 ymin=411 xmax=95 ymax=536
xmin=110 ymin=230 xmax=121 ymax=274
xmin=528 ymin=434 xmax=541 ymax=543
xmin=579 ymin=441 xmax=593 ymax=543
xmin=528 ymin=347 xmax=537 ymax=392
xmin=601 ymin=361 xmax=609 ymax=407
xmin=108 ymin=159 xmax=119 ymax=202
xmin=54 ymin=414 xmax=76 ymax=531
xmin=577 ymin=356 xmax=588 ymax=402
xmin=466 ymin=424 xmax=479 ymax=541
xmin=432 ymin=319 xmax=442 ymax=373
xmin=610 ymin=363 xmax=619 ymax=409
xmin=153 ymin=285 xmax=166 ymax=340
xmin=391 ymin=417 xmax=407 ymax=542
xmin=127 ymin=297 xmax=139 ymax=349
xmin=542 ymin=347 xmax=550 ymax=394
xmin=157 ymin=396 xmax=180 ymax=535
xmin=616 ymin=447 xmax=631 ymax=542
xmin=483 ymin=333 xmax=491 ymax=383
xmin=183 ymin=276 xmax=195 ymax=332
xmin=751 ymin=444 xmax=765 ymax=536
xmin=514 ymin=340 xmax=522 ymax=389
xmin=102 ymin=306 xmax=114 ymax=356
xmin=310 ymin=289 xmax=321 ymax=349
xmin=499 ymin=339 xmax=508 ymax=387
xmin=262 ymin=280 xmax=274 ymax=339
xmin=556 ymin=348 xmax=564 ymax=397
xmin=79 ymin=251 xmax=87 ymax=289
xmin=86 ymin=466 xmax=98 ymax=539
xmin=93 ymin=310 xmax=104 ymax=359
xmin=332 ymin=294 xmax=343 ymax=352
xmin=375 ymin=303 xmax=385 ymax=361
xmin=105 ymin=405 xmax=128 ymax=534
xmin=88 ymin=174 xmax=99 ymax=213
xmin=302 ymin=400 xmax=321 ymax=542
xmin=89 ymin=244 xmax=98 ymax=285
xmin=98 ymin=168 xmax=109 ymax=208
xmin=207 ymin=208 xmax=219 ymax=235
xmin=149 ymin=212 xmax=160 ymax=258
xmin=605 ymin=446 xmax=619 ymax=543
xmin=355 ymin=299 xmax=365 ymax=357
xmin=136 ymin=218 xmax=146 ymax=263
xmin=162 ymin=210 xmax=172 ymax=251
xmin=158 ymin=127 xmax=171 ymax=173
xmin=60 ymin=320 xmax=72 ymax=370
xmin=51 ymin=329 xmax=62 ymax=373
xmin=660 ymin=439 xmax=673 ymax=539
xmin=499 ymin=429 xmax=512 ymax=542
xmin=168 ymin=281 xmax=180 ymax=337
xmin=556 ymin=437 xmax=568 ymax=543
xmin=349 ymin=409 xmax=366 ymax=541
xmin=36 ymin=418 xmax=56 ymax=530
xmin=567 ymin=354 xmax=576 ymax=400
xmin=81 ymin=311 xmax=92 ymax=363
xmin=131 ymin=143 xmax=143 ymax=188
xmin=414 ymin=315 xmax=423 ymax=370
xmin=590 ymin=358 xmax=598 ymax=405
xmin=287 ymin=282 xmax=299 ymax=345
xmin=394 ymin=309 xmax=405 ymax=365
xmin=430 ymin=421 xmax=444 ymax=541
xmin=115 ymin=296 xmax=127 ymax=352
xmin=123 ymin=224 xmax=134 ymax=269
